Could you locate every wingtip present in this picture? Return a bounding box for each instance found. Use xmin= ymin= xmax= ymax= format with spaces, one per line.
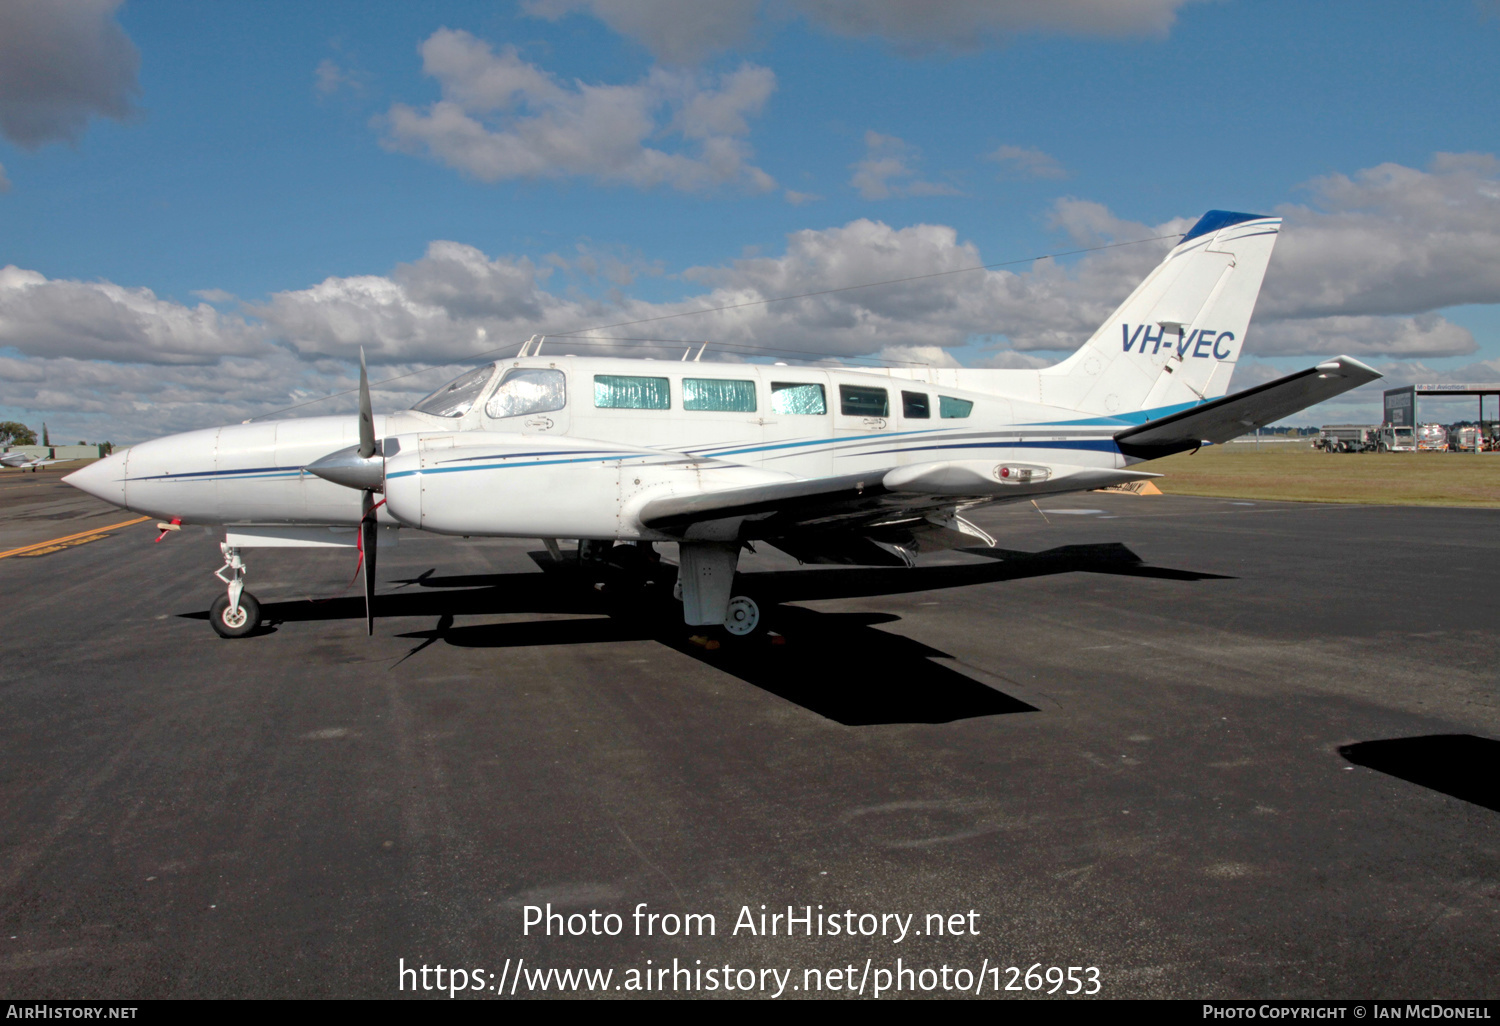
xmin=1318 ymin=355 xmax=1382 ymax=379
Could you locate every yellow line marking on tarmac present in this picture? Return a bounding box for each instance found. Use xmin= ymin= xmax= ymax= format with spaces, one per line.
xmin=0 ymin=516 xmax=151 ymax=560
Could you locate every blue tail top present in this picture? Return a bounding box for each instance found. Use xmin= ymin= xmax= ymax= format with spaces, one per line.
xmin=1182 ymin=210 xmax=1269 ymax=243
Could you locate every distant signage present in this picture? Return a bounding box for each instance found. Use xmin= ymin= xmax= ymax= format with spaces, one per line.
xmin=1383 ymin=387 xmax=1415 ymax=426
xmin=1412 ymin=383 xmax=1500 ymax=394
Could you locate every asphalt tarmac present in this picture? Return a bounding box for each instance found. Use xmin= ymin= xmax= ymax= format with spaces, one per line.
xmin=1 ymin=477 xmax=1497 ymax=999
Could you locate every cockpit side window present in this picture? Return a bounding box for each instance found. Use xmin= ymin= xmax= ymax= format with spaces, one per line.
xmin=410 ymin=366 xmax=495 ymax=418
xmin=485 ymin=368 xmax=567 ymax=419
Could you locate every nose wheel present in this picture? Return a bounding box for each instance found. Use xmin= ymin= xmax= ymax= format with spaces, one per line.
xmin=210 ymin=543 xmax=262 ymax=638
xmin=210 ymin=591 xmax=261 ymax=638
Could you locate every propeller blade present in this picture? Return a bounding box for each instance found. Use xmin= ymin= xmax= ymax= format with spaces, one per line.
xmin=357 ymin=346 xmax=376 ymax=460
xmin=361 ymin=492 xmax=378 ymax=636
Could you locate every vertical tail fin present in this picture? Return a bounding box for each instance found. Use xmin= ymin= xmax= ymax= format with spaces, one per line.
xmin=1039 ymin=210 xmax=1281 ymax=417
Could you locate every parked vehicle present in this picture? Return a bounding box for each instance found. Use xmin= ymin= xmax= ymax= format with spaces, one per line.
xmin=1448 ymin=424 xmax=1483 ymax=452
xmin=1374 ymin=425 xmax=1416 ymax=452
xmin=1315 ymin=424 xmax=1379 ymax=453
xmin=1416 ymin=423 xmax=1448 ymax=450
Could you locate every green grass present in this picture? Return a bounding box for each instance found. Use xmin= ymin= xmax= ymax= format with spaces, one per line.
xmin=1149 ymin=443 xmax=1500 ymax=506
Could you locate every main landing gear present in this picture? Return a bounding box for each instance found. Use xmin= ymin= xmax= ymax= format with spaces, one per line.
xmin=677 ymin=541 xmax=768 ymax=642
xmin=583 ymin=540 xmax=767 ymax=640
xmin=721 ymin=594 xmax=763 ymax=638
xmin=209 ymin=543 xmax=262 ymax=638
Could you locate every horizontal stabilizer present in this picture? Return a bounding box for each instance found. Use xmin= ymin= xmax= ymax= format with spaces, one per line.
xmin=1115 ymin=355 xmax=1381 ymax=459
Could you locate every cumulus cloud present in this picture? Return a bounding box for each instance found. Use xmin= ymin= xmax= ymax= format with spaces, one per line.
xmin=1040 ymin=172 xmax=1500 ymax=359
xmin=988 ymin=144 xmax=1068 ymax=180
xmin=0 ymin=266 xmax=267 ymax=365
xmin=0 ymin=349 xmax=457 ymax=444
xmin=314 ymin=58 xmax=366 ymax=97
xmin=1261 ymin=153 xmax=1500 ymax=320
xmin=381 ymin=29 xmax=776 ymax=192
xmin=8 ymin=153 xmax=1500 ymax=440
xmin=850 ymin=131 xmax=960 ymax=200
xmin=1251 ymin=314 xmax=1476 ymax=359
xmin=543 ymin=242 xmax=665 ymax=288
xmin=877 ymin=344 xmax=962 ymax=368
xmin=524 ymin=0 xmax=762 ymax=65
xmin=792 ymin=0 xmax=1203 ymax=53
xmin=0 ymin=0 xmax=140 ymax=148
xmin=525 ymin=0 xmax=1204 ymax=61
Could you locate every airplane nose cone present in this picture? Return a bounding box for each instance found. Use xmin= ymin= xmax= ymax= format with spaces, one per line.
xmin=64 ymin=451 xmax=128 ymax=508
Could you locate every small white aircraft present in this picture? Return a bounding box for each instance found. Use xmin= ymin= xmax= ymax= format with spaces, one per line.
xmin=1 ymin=451 xmax=62 ymax=471
xmin=66 ymin=211 xmax=1378 ymax=639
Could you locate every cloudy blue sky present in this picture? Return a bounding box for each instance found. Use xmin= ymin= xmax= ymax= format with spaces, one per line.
xmin=2 ymin=0 xmax=1499 ymax=442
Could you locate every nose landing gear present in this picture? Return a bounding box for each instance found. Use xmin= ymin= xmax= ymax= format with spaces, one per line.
xmin=209 ymin=543 xmax=262 ymax=638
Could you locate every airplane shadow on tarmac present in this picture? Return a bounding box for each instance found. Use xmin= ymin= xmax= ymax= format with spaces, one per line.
xmin=1338 ymin=735 xmax=1500 ymax=813
xmin=182 ymin=542 xmax=1232 ymax=727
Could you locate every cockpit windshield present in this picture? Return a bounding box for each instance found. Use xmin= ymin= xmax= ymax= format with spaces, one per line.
xmin=409 ymin=365 xmax=495 ymax=418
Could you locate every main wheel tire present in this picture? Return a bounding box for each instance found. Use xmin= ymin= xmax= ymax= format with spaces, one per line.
xmin=722 ymin=594 xmax=764 ymax=638
xmin=210 ymin=592 xmax=261 ymax=638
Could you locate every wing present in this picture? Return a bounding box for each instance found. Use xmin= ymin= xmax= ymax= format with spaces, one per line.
xmin=638 ymin=463 xmax=1158 ymax=567
xmin=1115 ymin=355 xmax=1380 ymax=459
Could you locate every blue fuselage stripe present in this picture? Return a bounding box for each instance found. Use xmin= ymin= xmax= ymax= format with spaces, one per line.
xmin=388 ymin=453 xmax=656 ymax=478
xmin=127 ymin=466 xmax=302 ymax=483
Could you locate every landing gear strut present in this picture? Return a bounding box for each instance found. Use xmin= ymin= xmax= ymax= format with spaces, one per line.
xmin=209 ymin=543 xmax=262 ymax=638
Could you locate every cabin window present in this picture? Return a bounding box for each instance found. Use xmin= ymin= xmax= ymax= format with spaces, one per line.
xmin=902 ymin=391 xmax=930 ymax=419
xmin=683 ymin=378 xmax=757 ymax=412
xmin=939 ymin=396 xmax=974 ymax=419
xmin=770 ymin=382 xmax=827 ymax=415
xmin=840 ymin=384 xmax=889 ymax=418
xmin=594 ymin=375 xmax=670 ymax=410
xmin=485 ymin=368 xmax=566 ymax=419
xmin=410 ymin=365 xmax=495 ymax=418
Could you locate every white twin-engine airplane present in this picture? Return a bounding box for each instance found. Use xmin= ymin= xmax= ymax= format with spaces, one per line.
xmin=1 ymin=452 xmax=63 ymax=471
xmin=66 ymin=211 xmax=1378 ymax=639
